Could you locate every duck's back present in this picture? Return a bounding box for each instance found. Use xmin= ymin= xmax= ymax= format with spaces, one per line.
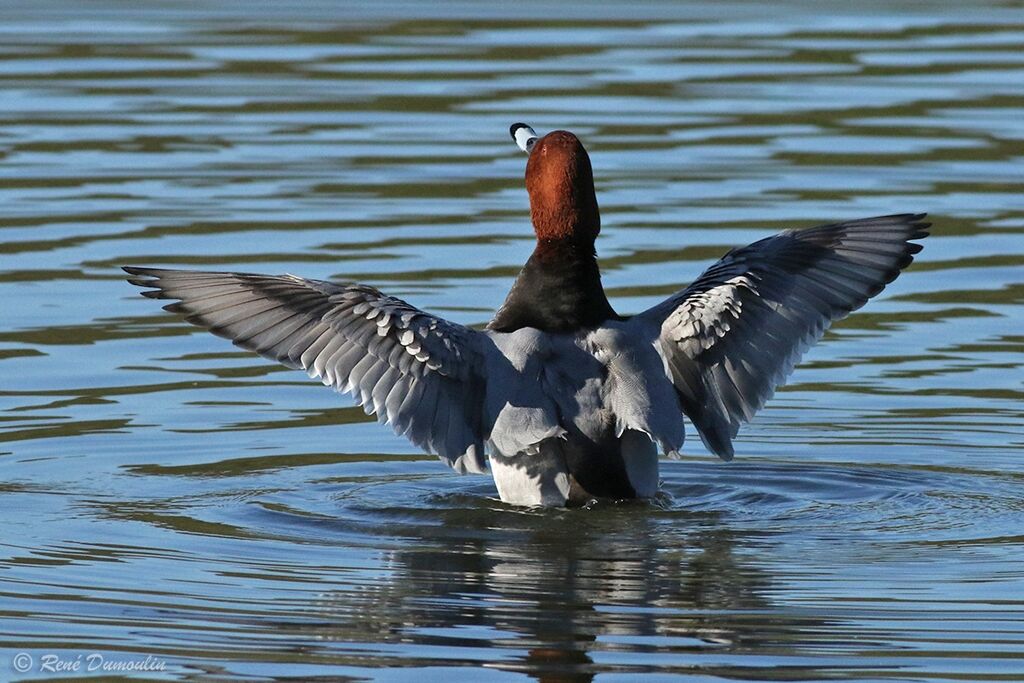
xmin=482 ymin=321 xmax=684 ymax=505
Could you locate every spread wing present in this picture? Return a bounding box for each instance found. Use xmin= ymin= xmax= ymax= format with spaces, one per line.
xmin=123 ymin=267 xmax=488 ymax=473
xmin=638 ymin=213 xmax=929 ymax=460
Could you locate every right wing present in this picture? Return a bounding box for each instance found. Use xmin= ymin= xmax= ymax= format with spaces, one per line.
xmin=124 ymin=267 xmax=489 ymax=473
xmin=637 ymin=214 xmax=929 ymax=459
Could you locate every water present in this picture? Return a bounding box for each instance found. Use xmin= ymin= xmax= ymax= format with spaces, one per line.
xmin=2 ymin=1 xmax=1023 ymax=679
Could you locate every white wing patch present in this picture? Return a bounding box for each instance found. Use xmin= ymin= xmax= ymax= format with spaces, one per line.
xmin=662 ymin=275 xmax=758 ymax=357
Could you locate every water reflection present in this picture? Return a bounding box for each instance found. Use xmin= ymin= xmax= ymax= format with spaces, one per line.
xmin=303 ymin=501 xmax=787 ymax=680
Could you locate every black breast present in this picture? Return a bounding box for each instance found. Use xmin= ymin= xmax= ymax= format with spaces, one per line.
xmin=488 ymin=240 xmax=619 ymax=333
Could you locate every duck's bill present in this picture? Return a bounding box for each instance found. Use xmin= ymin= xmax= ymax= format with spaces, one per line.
xmin=510 ymin=122 xmax=538 ymax=153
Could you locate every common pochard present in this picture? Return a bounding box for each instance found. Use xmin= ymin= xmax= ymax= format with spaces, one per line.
xmin=125 ymin=124 xmax=928 ymax=507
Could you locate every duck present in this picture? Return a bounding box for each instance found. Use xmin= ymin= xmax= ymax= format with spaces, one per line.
xmin=124 ymin=123 xmax=928 ymax=508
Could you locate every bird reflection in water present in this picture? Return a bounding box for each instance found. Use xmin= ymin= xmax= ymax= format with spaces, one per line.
xmin=303 ymin=496 xmax=796 ymax=681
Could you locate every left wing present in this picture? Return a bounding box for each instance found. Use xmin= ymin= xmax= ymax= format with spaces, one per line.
xmin=124 ymin=267 xmax=489 ymax=473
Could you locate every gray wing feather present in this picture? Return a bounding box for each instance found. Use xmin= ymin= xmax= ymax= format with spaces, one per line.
xmin=124 ymin=267 xmax=488 ymax=473
xmin=639 ymin=213 xmax=929 ymax=460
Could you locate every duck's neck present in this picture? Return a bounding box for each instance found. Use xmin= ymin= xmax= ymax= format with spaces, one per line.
xmin=488 ymin=238 xmax=618 ymax=333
